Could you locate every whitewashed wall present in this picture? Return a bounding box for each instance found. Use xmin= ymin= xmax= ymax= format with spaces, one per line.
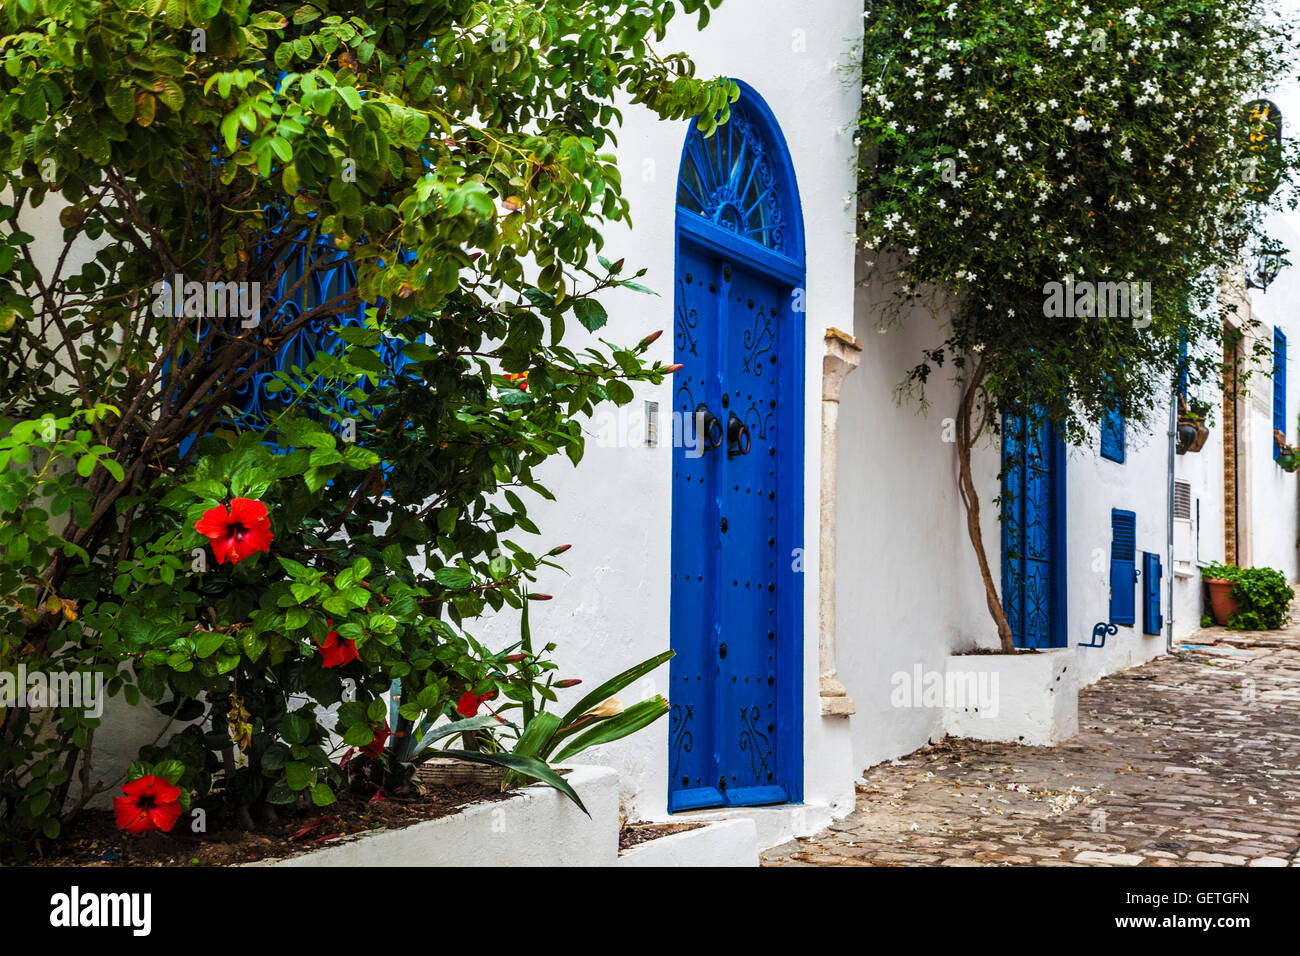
xmin=836 ymin=269 xmax=1172 ymax=771
xmin=473 ymin=0 xmax=866 ymax=821
xmin=1169 ymin=43 xmax=1300 ymax=637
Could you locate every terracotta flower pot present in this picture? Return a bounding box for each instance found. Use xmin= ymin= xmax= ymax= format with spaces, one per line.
xmin=1205 ymin=578 xmax=1238 ymax=627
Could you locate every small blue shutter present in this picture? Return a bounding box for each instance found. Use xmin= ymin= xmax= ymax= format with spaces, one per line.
xmin=1274 ymin=328 xmax=1287 ymax=460
xmin=1100 ymin=408 xmax=1125 ymax=462
xmin=1142 ymin=551 xmax=1163 ymax=635
xmin=1110 ymin=509 xmax=1137 ymax=626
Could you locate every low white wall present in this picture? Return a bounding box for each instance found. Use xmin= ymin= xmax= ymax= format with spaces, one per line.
xmin=944 ymin=648 xmax=1078 ymax=747
xmin=257 ymin=764 xmax=619 ymax=867
xmin=618 ymin=818 xmax=758 ymax=867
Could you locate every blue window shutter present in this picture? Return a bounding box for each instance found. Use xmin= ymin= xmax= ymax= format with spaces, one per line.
xmin=1142 ymin=551 xmax=1163 ymax=635
xmin=1109 ymin=509 xmax=1137 ymax=626
xmin=1274 ymin=328 xmax=1287 ymax=460
xmin=1100 ymin=407 xmax=1125 ymax=463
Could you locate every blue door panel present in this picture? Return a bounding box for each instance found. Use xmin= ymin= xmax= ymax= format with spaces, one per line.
xmin=1142 ymin=551 xmax=1163 ymax=635
xmin=716 ymin=261 xmax=783 ymax=805
xmin=1002 ymin=412 xmax=1066 ymax=648
xmin=669 ymin=245 xmax=721 ymax=805
xmin=1110 ymin=509 xmax=1137 ymax=626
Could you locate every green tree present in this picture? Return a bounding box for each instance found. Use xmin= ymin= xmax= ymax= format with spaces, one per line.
xmin=858 ymin=0 xmax=1295 ymax=650
xmin=0 ymin=0 xmax=733 ymax=855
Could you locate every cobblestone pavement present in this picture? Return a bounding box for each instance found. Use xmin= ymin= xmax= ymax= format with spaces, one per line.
xmin=766 ymin=621 xmax=1300 ymax=867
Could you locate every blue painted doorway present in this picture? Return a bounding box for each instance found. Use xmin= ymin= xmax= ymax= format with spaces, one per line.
xmin=1001 ymin=413 xmax=1068 ymax=648
xmin=668 ymin=84 xmax=805 ymax=812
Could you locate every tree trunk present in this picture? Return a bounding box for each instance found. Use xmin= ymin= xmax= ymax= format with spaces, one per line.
xmin=956 ymin=357 xmax=1018 ymax=653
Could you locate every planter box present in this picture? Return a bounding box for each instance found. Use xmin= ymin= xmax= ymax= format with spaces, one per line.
xmin=252 ymin=764 xmax=618 ymax=867
xmin=618 ymin=819 xmax=758 ymax=867
xmin=943 ymin=648 xmax=1078 ymax=746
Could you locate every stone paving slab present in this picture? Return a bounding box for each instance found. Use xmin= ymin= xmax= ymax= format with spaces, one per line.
xmin=766 ymin=619 xmax=1300 ymax=867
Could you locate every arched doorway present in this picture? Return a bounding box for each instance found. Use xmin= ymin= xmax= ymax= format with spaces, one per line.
xmin=668 ymin=83 xmax=806 ymax=812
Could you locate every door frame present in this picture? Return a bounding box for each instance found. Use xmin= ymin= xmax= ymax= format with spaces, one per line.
xmin=669 ymin=81 xmax=806 ymax=809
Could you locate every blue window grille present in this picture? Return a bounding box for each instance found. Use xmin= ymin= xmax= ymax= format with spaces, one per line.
xmin=171 ymin=218 xmax=406 ymax=456
xmin=676 ymin=100 xmax=789 ymax=256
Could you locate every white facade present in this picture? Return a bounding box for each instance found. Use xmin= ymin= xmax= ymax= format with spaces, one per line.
xmin=504 ymin=0 xmax=1300 ymax=825
xmin=37 ymin=0 xmax=1300 ymax=835
xmin=477 ymin=0 xmax=866 ymax=822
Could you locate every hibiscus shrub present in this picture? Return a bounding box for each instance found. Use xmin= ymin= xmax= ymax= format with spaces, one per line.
xmin=0 ymin=0 xmax=732 ymax=857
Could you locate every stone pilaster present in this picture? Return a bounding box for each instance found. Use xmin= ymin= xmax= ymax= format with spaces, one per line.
xmin=820 ymin=327 xmax=863 ymax=717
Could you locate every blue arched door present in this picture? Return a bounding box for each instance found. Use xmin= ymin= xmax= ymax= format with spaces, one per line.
xmin=669 ymin=84 xmax=805 ymax=812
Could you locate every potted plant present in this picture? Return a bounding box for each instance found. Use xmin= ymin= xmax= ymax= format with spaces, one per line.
xmin=1202 ymin=562 xmax=1241 ymax=626
xmin=1201 ymin=562 xmax=1294 ymax=629
xmin=1275 ymin=429 xmax=1300 ymax=472
xmin=1177 ymin=397 xmax=1212 ymax=455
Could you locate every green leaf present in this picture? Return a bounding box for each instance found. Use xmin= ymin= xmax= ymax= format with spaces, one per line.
xmin=107 ymin=86 xmax=135 ymax=123
xmin=338 ymin=86 xmax=362 ymax=111
xmin=285 ymin=761 xmax=312 ymax=790
xmin=433 ymin=566 xmax=473 ymax=588
xmin=512 ymin=711 xmax=561 ymax=760
xmin=573 ymin=298 xmax=608 ymax=331
xmin=154 ymin=759 xmax=187 ymax=785
xmin=409 ymin=714 xmax=501 ymax=754
xmin=281 ymin=711 xmax=311 ymax=745
xmin=342 ymin=723 xmax=375 ymax=746
xmin=552 ymin=696 xmax=670 ymax=763
xmin=558 ymin=650 xmax=674 ymax=728
xmin=606 ymin=380 xmax=634 ymax=405
xmin=194 ymin=631 xmax=225 ymax=659
xmin=311 ymin=782 xmax=336 ymax=806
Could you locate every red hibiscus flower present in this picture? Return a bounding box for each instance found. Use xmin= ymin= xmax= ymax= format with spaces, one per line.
xmin=114 ymin=774 xmax=183 ymax=835
xmin=317 ymin=621 xmax=358 ymax=668
xmin=361 ymin=721 xmax=390 ymax=758
xmin=504 ymin=372 xmax=528 ymax=391
xmin=194 ymin=497 xmax=273 ymax=565
xmin=456 ymin=688 xmax=497 ymax=717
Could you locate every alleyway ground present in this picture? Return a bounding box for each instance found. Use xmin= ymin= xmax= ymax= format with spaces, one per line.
xmin=767 ymin=611 xmax=1300 ymax=867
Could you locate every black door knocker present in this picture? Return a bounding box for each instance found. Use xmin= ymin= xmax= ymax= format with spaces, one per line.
xmin=695 ymin=403 xmax=724 ymax=454
xmin=726 ymin=411 xmax=751 ymax=459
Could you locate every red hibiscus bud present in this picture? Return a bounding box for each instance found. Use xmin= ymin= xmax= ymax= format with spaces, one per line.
xmin=639 ymin=329 xmax=663 ymax=348
xmin=549 ymin=544 xmax=572 ymax=556
xmin=529 ymin=593 xmax=553 ymax=601
xmin=663 ymin=364 xmax=684 ymax=373
xmin=555 ymin=679 xmax=582 ymax=688
xmin=504 ymin=653 xmax=529 ymax=663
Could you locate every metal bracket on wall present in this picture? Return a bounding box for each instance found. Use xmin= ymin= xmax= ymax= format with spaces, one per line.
xmin=1079 ymin=622 xmax=1118 ymax=649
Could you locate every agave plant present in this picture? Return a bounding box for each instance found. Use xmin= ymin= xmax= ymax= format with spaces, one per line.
xmin=348 ymin=598 xmax=672 ymax=814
